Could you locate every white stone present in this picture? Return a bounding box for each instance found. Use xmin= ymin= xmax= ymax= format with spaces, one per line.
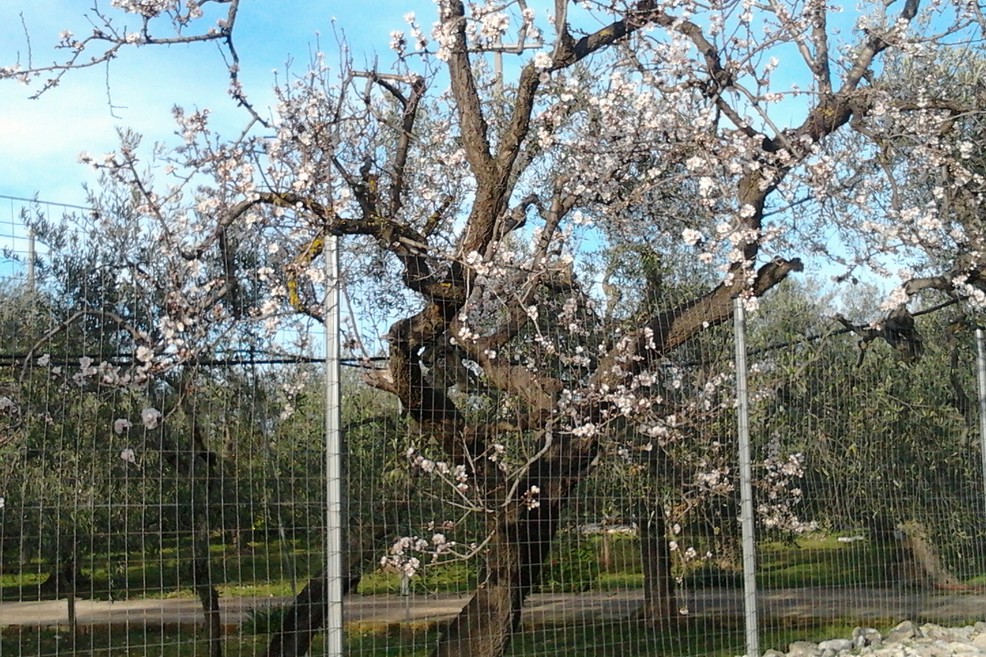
xmin=921 ymin=624 xmax=953 ymax=640
xmin=887 ymin=621 xmax=917 ymax=643
xmin=947 ymin=641 xmax=978 ymax=653
xmin=914 ymin=639 xmax=959 ymax=657
xmin=854 ymin=627 xmax=883 ymax=648
xmin=788 ymin=640 xmax=821 ymax=657
xmin=818 ymin=639 xmax=853 ymax=652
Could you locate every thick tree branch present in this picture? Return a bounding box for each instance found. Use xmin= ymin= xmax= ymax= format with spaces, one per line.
xmin=593 ymin=257 xmax=804 ymax=390
xmin=809 ymin=0 xmax=833 ymax=95
xmin=388 ymin=75 xmax=427 ymax=218
xmin=445 ymin=0 xmax=495 ymax=179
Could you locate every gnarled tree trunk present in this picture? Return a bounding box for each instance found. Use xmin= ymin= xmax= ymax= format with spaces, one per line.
xmin=265 ymin=491 xmax=390 ymax=657
xmin=432 ymin=445 xmax=593 ymax=657
xmin=428 ymin=260 xmax=802 ymax=657
xmin=264 ymin=569 xmax=363 ymax=657
xmin=638 ymin=506 xmax=677 ymax=626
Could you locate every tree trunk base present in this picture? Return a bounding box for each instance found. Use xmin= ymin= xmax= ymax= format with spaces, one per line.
xmin=38 ymin=562 xmax=89 ymax=597
xmin=897 ymin=521 xmax=965 ymax=590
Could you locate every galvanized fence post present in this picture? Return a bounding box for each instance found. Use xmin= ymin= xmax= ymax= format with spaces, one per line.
xmin=976 ymin=329 xmax=986 ymax=521
xmin=734 ymin=297 xmax=760 ymax=657
xmin=325 ymin=234 xmax=344 ymax=656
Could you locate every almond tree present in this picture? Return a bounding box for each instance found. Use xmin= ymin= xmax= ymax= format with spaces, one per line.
xmin=3 ymin=1 xmax=983 ymax=656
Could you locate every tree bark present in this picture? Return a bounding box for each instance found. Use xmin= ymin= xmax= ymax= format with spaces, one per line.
xmin=432 ymin=501 xmax=565 ymax=657
xmin=264 ymin=506 xmax=386 ymax=657
xmin=429 ymin=262 xmax=802 ymax=657
xmin=194 ymin=579 xmax=223 ymax=657
xmin=193 ymin=497 xmax=223 ymax=657
xmin=38 ymin=553 xmax=87 ymax=596
xmin=897 ymin=520 xmax=965 ymax=589
xmin=182 ymin=393 xmax=225 ymax=657
xmin=431 ymin=441 xmax=593 ymax=657
xmin=638 ymin=507 xmax=677 ymax=626
xmin=263 ymin=569 xmax=357 ymax=657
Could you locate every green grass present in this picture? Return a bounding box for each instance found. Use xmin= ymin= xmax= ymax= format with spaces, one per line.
xmin=597 ymin=572 xmax=645 ymax=590
xmin=0 ymin=627 xmax=272 ymax=657
xmin=0 ymin=540 xmax=321 ymax=602
xmin=2 ymin=532 xmax=976 ymax=606
xmin=0 ymin=618 xmax=872 ymax=657
xmin=504 ymin=618 xmax=867 ymax=657
xmin=0 ymin=625 xmax=437 ymax=657
xmin=2 ymin=532 xmax=975 ymax=656
xmin=592 ymin=533 xmax=913 ymax=591
xmin=358 ymin=561 xmax=477 ymax=595
xmin=756 ymin=536 xmax=899 ymax=589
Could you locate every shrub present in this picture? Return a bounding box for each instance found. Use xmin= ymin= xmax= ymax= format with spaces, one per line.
xmin=538 ymin=531 xmax=601 ymax=593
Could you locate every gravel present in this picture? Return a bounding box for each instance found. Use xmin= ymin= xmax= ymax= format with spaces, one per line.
xmin=762 ymin=621 xmax=986 ymax=657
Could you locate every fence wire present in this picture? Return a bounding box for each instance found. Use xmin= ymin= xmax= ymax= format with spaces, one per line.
xmin=1 ymin=199 xmax=986 ymax=657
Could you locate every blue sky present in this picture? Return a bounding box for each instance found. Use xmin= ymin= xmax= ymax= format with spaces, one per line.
xmin=0 ymin=1 xmax=898 ymax=207
xmin=0 ymin=1 xmax=455 ymax=285
xmin=0 ymin=1 xmax=968 ymax=298
xmin=0 ymin=1 xmax=441 ymax=206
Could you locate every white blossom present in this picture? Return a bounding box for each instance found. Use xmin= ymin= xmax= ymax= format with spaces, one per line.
xmin=141 ymin=407 xmax=162 ymax=429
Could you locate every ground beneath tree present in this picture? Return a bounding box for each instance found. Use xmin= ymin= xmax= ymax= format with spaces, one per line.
xmin=1 ymin=587 xmax=984 ymax=632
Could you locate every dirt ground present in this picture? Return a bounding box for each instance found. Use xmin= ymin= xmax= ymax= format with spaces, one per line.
xmin=1 ymin=586 xmax=984 ymax=631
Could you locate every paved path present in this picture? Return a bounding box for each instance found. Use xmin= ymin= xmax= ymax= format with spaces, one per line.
xmin=1 ymin=588 xmax=985 ymax=630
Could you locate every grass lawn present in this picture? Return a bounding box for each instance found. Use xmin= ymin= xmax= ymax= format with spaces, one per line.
xmin=596 ymin=533 xmax=912 ymax=591
xmin=1 ymin=627 xmax=272 ymax=657
xmin=0 ymin=530 xmax=953 ymax=657
xmin=755 ymin=535 xmax=901 ymax=589
xmin=0 ymin=617 xmax=873 ymax=657
xmin=0 ymin=532 xmax=960 ymax=603
xmin=505 ymin=618 xmax=869 ymax=657
xmin=1 ymin=540 xmax=322 ymax=602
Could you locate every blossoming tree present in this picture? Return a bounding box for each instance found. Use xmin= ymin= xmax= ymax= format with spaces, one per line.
xmin=3 ymin=0 xmax=985 ymax=656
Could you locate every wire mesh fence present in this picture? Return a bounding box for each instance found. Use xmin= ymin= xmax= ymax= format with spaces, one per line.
xmin=2 ymin=197 xmax=986 ymax=657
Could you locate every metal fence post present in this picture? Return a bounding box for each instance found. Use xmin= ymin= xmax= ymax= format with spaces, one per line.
xmin=976 ymin=329 xmax=986 ymax=520
xmin=27 ymin=228 xmax=36 ymax=295
xmin=325 ymin=234 xmax=344 ymax=656
xmin=734 ymin=297 xmax=760 ymax=657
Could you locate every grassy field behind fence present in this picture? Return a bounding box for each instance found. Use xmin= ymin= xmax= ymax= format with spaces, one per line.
xmin=1 ymin=532 xmax=978 ymax=656
xmin=0 ymin=619 xmax=875 ymax=657
xmin=1 ymin=533 xmax=909 ymax=602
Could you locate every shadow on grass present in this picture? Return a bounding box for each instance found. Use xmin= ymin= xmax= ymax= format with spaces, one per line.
xmin=0 ymin=613 xmax=891 ymax=657
xmin=504 ymin=616 xmax=868 ymax=657
xmin=0 ymin=539 xmax=321 ymax=602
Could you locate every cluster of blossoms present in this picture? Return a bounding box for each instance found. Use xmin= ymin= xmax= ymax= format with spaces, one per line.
xmin=390 ymin=12 xmax=430 ymax=55
xmin=110 ymin=0 xmax=178 ymax=17
xmin=668 ymin=518 xmax=711 ymax=568
xmin=380 ymin=532 xmax=457 ymax=578
xmin=756 ymin=452 xmax=817 ymax=534
xmin=109 ymin=0 xmax=205 ymax=24
xmin=693 ymin=463 xmax=735 ymax=496
xmin=408 ymin=448 xmax=470 ymax=494
xmin=42 ymin=355 xmax=153 ymax=390
xmin=520 ymin=485 xmax=542 ymax=510
xmin=0 ymin=396 xmax=18 ymax=419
